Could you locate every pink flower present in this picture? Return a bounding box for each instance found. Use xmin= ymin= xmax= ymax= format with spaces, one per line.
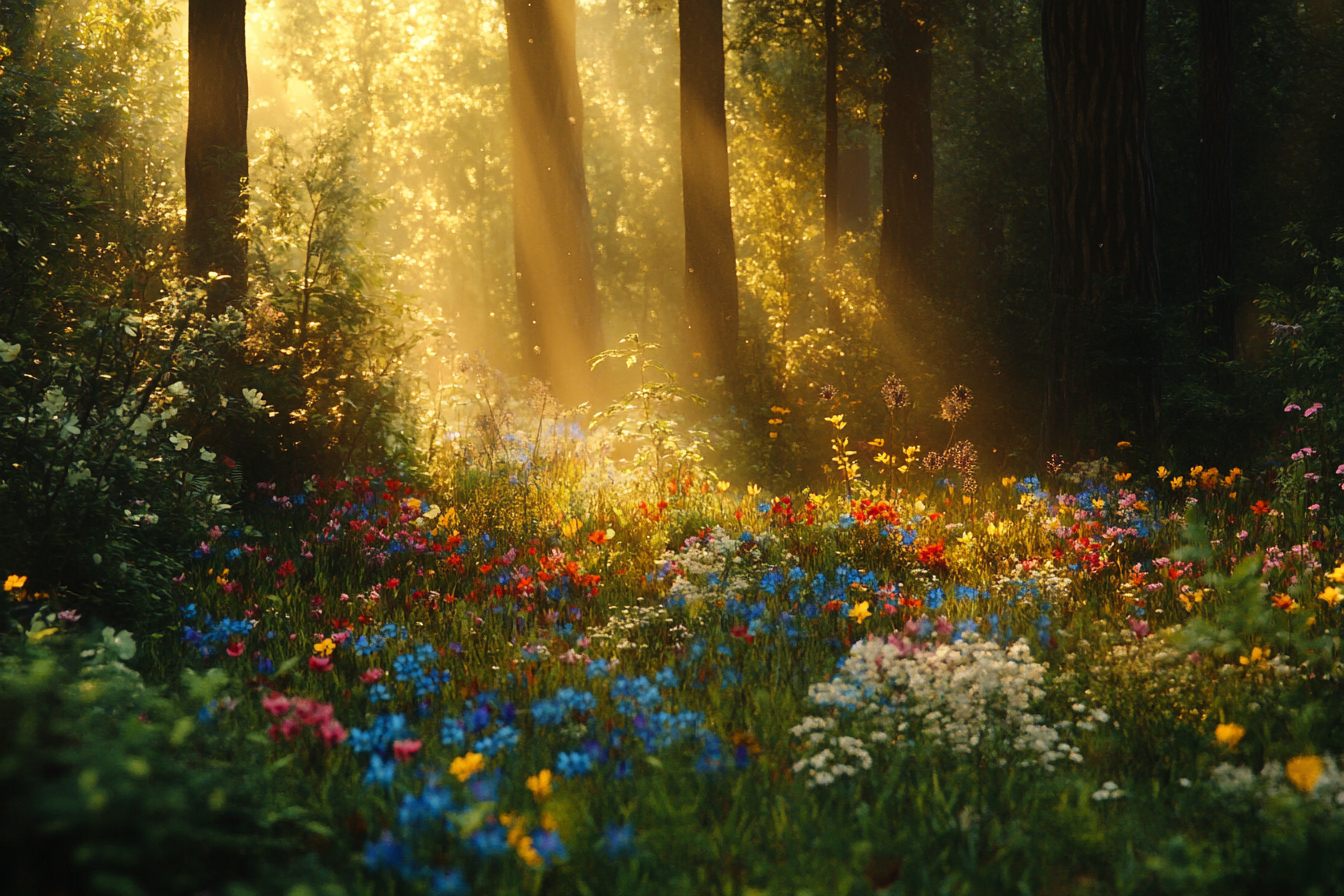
xmin=319 ymin=719 xmax=348 ymax=746
xmin=360 ymin=668 xmax=384 ymax=683
xmin=262 ymin=692 xmax=292 ymax=717
xmin=1285 ymin=403 xmax=1301 ymax=412
xmin=291 ymin=698 xmax=334 ymax=727
xmin=392 ymin=738 xmax=422 ymax=761
xmin=1305 ymin=402 xmax=1324 ymax=417
xmin=279 ymin=716 xmax=303 ymax=740
xmin=226 ymin=642 xmax=246 ymax=658
xmin=1128 ymin=617 xmax=1150 ymax=640
xmin=308 ymin=655 xmax=333 ymax=672
xmin=57 ymin=609 xmax=81 ymax=622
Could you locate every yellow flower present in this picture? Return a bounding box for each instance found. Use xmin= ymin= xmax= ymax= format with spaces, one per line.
xmin=957 ymin=532 xmax=976 ymax=547
xmin=561 ymin=518 xmax=581 ymax=538
xmin=526 ymin=769 xmax=554 ymax=801
xmin=449 ymin=752 xmax=485 ymax=782
xmin=868 ymin=438 xmax=885 ymax=448
xmin=407 ymin=497 xmax=421 ymax=511
xmin=824 ymin=414 xmax=847 ymax=430
xmin=848 ymin=601 xmax=872 ymax=624
xmin=746 ymin=484 xmax=761 ymax=497
xmin=1117 ymin=441 xmax=1132 ymax=448
xmin=313 ymin=638 xmax=336 ymax=657
xmin=1157 ymin=466 xmax=1170 ymax=480
xmin=1215 ymin=723 xmax=1246 ymax=748
xmin=1286 ymin=755 xmax=1325 ymax=793
xmin=27 ymin=627 xmax=57 ymax=641
xmin=541 ymin=811 xmax=558 ymax=831
xmin=1114 ymin=472 xmax=1132 ymax=482
xmin=1240 ymin=646 xmax=1270 ymax=665
xmin=516 ymin=835 xmax=543 ymax=867
xmin=4 ymin=574 xmax=27 ymax=591
xmin=1327 ymin=564 xmax=1344 ymax=584
xmin=1318 ymin=586 xmax=1342 ymax=608
xmin=1170 ymin=476 xmax=1184 ymax=489
xmin=1001 ymin=476 xmax=1017 ymax=487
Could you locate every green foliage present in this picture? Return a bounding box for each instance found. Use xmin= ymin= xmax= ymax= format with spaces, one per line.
xmin=0 ymin=629 xmax=344 ymax=896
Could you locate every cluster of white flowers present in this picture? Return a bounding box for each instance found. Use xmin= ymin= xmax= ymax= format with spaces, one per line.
xmin=792 ymin=635 xmax=1084 ymax=784
xmin=1211 ymin=757 xmax=1344 ymax=807
xmin=788 ymin=717 xmax=884 ymax=786
xmin=992 ymin=559 xmax=1074 ymax=605
xmin=589 ymin=598 xmax=683 ymax=649
xmin=657 ymin=526 xmax=753 ymax=605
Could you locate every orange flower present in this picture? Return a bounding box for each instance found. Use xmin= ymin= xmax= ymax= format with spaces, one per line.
xmin=1286 ymin=755 xmax=1325 ymax=793
xmin=1251 ymin=500 xmax=1272 ymax=516
xmin=1215 ymin=723 xmax=1246 ymax=748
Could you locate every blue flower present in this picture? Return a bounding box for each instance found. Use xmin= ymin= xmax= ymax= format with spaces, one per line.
xmin=655 ymin=666 xmax=678 ymax=689
xmin=475 ymin=725 xmax=518 ymax=757
xmin=557 ymin=750 xmax=593 ymax=778
xmin=364 ymin=831 xmax=406 ymax=871
xmin=601 ymin=823 xmax=636 ymax=859
xmin=430 ymin=870 xmax=469 ymax=896
xmin=587 ymin=658 xmax=610 ymax=679
xmin=468 ymin=823 xmax=510 ymax=856
xmin=531 ymin=829 xmax=568 ymax=863
xmin=368 ymin=683 xmax=392 ymax=703
xmin=364 ymin=753 xmax=397 ymax=787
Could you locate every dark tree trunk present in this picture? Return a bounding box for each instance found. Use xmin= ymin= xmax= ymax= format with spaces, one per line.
xmin=1198 ymin=0 xmax=1234 ymax=354
xmin=1041 ymin=0 xmax=1161 ymax=452
xmin=680 ymin=0 xmax=739 ymax=378
xmin=505 ymin=0 xmax=602 ymax=402
xmin=877 ymin=0 xmax=933 ymax=311
xmin=185 ymin=0 xmax=249 ymax=311
xmin=822 ymin=0 xmax=841 ymax=329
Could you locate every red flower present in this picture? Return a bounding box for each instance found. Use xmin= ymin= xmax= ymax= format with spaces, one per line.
xmin=588 ymin=530 xmax=608 ymax=545
xmin=262 ymin=692 xmax=292 ymax=717
xmin=276 ymin=559 xmax=297 ymax=578
xmin=392 ymin=738 xmax=422 ymax=761
xmin=1251 ymin=500 xmax=1272 ymax=516
xmin=730 ymin=625 xmax=754 ymax=644
xmin=226 ymin=641 xmax=246 ymax=658
xmin=291 ymin=698 xmax=334 ymax=727
xmin=319 ymin=719 xmax=348 ymax=746
xmin=917 ymin=541 xmax=949 ymax=575
xmin=309 ymin=655 xmax=333 ymax=672
xmin=823 ymin=599 xmax=845 ymax=613
xmin=360 ymin=668 xmax=384 ymax=683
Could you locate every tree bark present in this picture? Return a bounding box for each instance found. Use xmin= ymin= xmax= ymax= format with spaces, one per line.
xmin=877 ymin=0 xmax=933 ymax=311
xmin=680 ymin=0 xmax=739 ymax=378
xmin=1198 ymin=0 xmax=1234 ymax=354
xmin=1041 ymin=0 xmax=1161 ymax=452
xmin=505 ymin=0 xmax=602 ymax=402
xmin=822 ymin=0 xmax=841 ymax=329
xmin=185 ymin=0 xmax=249 ymax=311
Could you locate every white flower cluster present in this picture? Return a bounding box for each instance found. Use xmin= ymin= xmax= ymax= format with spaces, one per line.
xmin=589 ymin=598 xmax=683 ymax=649
xmin=788 ymin=717 xmax=883 ymax=787
xmin=1211 ymin=757 xmax=1344 ymax=807
xmin=992 ymin=559 xmax=1074 ymax=605
xmin=792 ymin=635 xmax=1083 ymax=784
xmin=657 ymin=526 xmax=752 ymax=605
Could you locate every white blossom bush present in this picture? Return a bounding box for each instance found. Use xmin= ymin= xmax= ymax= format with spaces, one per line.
xmin=792 ymin=631 xmax=1087 ymax=786
xmin=656 ymin=526 xmax=756 ymax=606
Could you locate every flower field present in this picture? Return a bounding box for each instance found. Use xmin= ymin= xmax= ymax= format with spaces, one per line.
xmin=11 ymin=386 xmax=1344 ymax=895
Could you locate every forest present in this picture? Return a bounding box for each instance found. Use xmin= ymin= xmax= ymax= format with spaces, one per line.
xmin=3 ymin=0 xmax=1344 ymax=893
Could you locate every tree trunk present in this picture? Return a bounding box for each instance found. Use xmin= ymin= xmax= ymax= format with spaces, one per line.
xmin=822 ymin=0 xmax=841 ymax=329
xmin=680 ymin=0 xmax=739 ymax=378
xmin=877 ymin=0 xmax=933 ymax=311
xmin=1041 ymin=0 xmax=1161 ymax=452
xmin=185 ymin=0 xmax=249 ymax=312
xmin=1198 ymin=0 xmax=1234 ymax=355
xmin=505 ymin=0 xmax=602 ymax=402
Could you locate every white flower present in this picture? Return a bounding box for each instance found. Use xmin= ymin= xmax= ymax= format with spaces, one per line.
xmin=199 ymin=448 xmax=217 ymax=462
xmin=1091 ymin=781 xmax=1124 ymax=801
xmin=242 ymin=388 xmax=267 ymax=409
xmin=0 ymin=340 xmax=20 ymax=362
xmin=169 ymin=432 xmax=191 ymax=451
xmin=130 ymin=414 xmax=154 ymax=436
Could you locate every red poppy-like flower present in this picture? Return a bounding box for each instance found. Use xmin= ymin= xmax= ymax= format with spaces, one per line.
xmin=319 ymin=719 xmax=348 ymax=747
xmin=360 ymin=668 xmax=384 ymax=683
xmin=392 ymin=738 xmax=422 ymax=761
xmin=262 ymin=692 xmax=292 ymax=717
xmin=588 ymin=530 xmax=608 ymax=545
xmin=917 ymin=541 xmax=949 ymax=574
xmin=1251 ymin=500 xmax=1272 ymax=516
xmin=226 ymin=641 xmax=246 ymax=658
xmin=292 ymin=698 xmax=334 ymax=727
xmin=309 ymin=655 xmax=333 ymax=672
xmin=729 ymin=625 xmax=754 ymax=644
xmin=277 ymin=559 xmax=297 ymax=578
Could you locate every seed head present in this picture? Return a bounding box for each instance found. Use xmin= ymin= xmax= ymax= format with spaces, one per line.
xmin=880 ymin=375 xmax=909 ymax=411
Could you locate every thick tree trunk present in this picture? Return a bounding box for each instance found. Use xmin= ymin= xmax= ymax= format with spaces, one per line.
xmin=1198 ymin=0 xmax=1234 ymax=354
xmin=1041 ymin=0 xmax=1161 ymax=452
xmin=822 ymin=0 xmax=841 ymax=329
xmin=877 ymin=0 xmax=933 ymax=311
xmin=680 ymin=0 xmax=739 ymax=378
xmin=505 ymin=0 xmax=602 ymax=402
xmin=185 ymin=0 xmax=249 ymax=311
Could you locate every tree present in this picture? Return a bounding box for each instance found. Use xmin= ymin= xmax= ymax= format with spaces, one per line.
xmin=877 ymin=0 xmax=933 ymax=310
xmin=822 ymin=0 xmax=841 ymax=329
xmin=184 ymin=0 xmax=249 ymax=310
xmin=505 ymin=0 xmax=602 ymax=401
xmin=1041 ymin=0 xmax=1161 ymax=451
xmin=1198 ymin=0 xmax=1234 ymax=354
xmin=680 ymin=0 xmax=740 ymax=380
